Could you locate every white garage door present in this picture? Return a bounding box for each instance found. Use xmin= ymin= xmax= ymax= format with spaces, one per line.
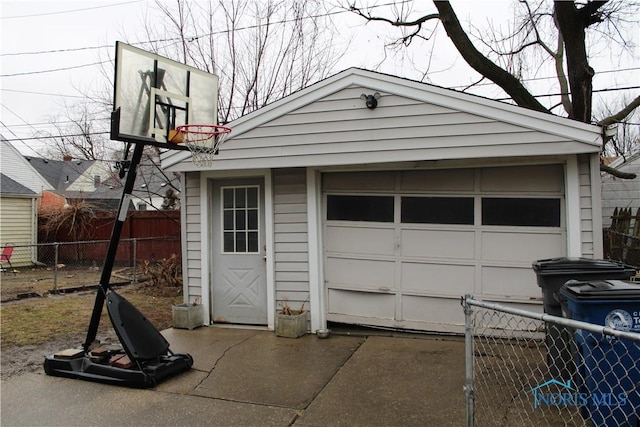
xmin=323 ymin=166 xmax=567 ymax=332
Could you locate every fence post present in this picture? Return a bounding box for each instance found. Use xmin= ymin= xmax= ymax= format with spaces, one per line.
xmin=463 ymin=295 xmax=474 ymax=427
xmin=53 ymin=242 xmax=59 ymax=293
xmin=132 ymin=238 xmax=137 ymax=283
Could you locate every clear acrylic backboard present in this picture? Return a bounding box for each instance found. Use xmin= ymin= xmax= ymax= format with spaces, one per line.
xmin=111 ymin=42 xmax=219 ymax=144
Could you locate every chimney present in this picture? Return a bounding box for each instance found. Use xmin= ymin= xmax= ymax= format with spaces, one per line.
xmin=63 ymin=154 xmax=73 ymax=161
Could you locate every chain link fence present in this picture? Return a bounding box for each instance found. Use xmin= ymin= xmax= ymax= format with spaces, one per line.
xmin=1 ymin=237 xmax=180 ymax=301
xmin=463 ymin=295 xmax=640 ymax=427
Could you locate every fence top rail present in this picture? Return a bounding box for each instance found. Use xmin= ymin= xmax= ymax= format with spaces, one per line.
xmin=464 ymin=295 xmax=640 ymax=342
xmin=5 ymin=236 xmax=180 ymax=249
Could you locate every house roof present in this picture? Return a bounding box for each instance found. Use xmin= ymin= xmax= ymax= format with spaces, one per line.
xmin=132 ymin=163 xmax=181 ymax=202
xmin=0 ymin=137 xmax=53 ymax=193
xmin=161 ymin=67 xmax=602 ymax=171
xmin=25 ymin=157 xmax=94 ymax=191
xmin=607 ymin=148 xmax=640 ymax=170
xmin=0 ymin=173 xmax=37 ymax=197
xmin=20 ymin=150 xmax=180 ymax=210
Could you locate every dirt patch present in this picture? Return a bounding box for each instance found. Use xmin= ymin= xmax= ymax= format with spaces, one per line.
xmin=0 ymin=283 xmax=182 ymax=381
xmin=0 ymin=266 xmax=146 ymax=302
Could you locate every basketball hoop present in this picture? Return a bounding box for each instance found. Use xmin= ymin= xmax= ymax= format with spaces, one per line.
xmin=175 ymin=124 xmax=231 ymax=167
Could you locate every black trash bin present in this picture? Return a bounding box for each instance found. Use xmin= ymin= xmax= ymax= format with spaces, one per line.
xmin=531 ymin=258 xmax=637 ymax=380
xmin=560 ymin=280 xmax=640 ymax=427
xmin=532 ymin=258 xmax=637 ymax=316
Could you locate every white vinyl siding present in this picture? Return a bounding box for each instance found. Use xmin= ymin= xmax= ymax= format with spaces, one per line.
xmin=578 ymin=154 xmax=597 ymax=257
xmin=0 ymin=197 xmax=37 ymax=266
xmin=273 ymin=168 xmax=310 ymax=313
xmin=183 ymin=172 xmax=202 ymax=301
xmin=601 ymin=153 xmax=640 ymax=228
xmin=197 ymin=87 xmax=596 ymax=171
xmin=1 ymin=140 xmax=52 ymax=194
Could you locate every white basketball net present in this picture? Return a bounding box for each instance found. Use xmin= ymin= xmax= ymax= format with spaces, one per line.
xmin=179 ymin=125 xmax=231 ymax=167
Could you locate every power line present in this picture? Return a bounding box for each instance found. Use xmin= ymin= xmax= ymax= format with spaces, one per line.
xmin=2 ymin=82 xmax=638 ymax=143
xmin=5 ymin=118 xmax=112 ymax=128
xmin=1 ymin=1 xmax=141 ymax=20
xmin=1 ymin=61 xmax=110 ymax=78
xmin=0 ymin=103 xmax=58 ymax=156
xmin=0 ymin=120 xmax=42 ymax=156
xmin=0 ymin=45 xmax=113 ymax=57
xmin=2 ymin=132 xmax=111 ymax=142
xmin=1 ymin=88 xmax=88 ymax=99
xmin=449 ymin=67 xmax=640 ymax=90
xmin=0 ymin=103 xmax=42 ymax=134
xmin=1 ymin=0 xmax=407 ymax=57
xmin=495 ymin=85 xmax=640 ymax=101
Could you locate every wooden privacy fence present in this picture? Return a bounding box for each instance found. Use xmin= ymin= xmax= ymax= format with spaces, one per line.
xmin=610 ymin=207 xmax=640 ymax=237
xmin=604 ymin=207 xmax=640 ymax=268
xmin=38 ymin=210 xmax=181 ymax=264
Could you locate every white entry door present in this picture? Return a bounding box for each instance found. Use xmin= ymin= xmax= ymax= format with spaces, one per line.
xmin=211 ymin=178 xmax=267 ymax=325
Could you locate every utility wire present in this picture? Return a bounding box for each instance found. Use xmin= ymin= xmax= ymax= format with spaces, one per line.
xmin=2 ymin=82 xmax=637 ymax=134
xmin=495 ymin=85 xmax=640 ymax=101
xmin=1 ymin=0 xmax=408 ymax=57
xmin=4 ymin=132 xmax=111 ymax=142
xmin=0 ymin=45 xmax=114 ymax=57
xmin=2 ymin=82 xmax=638 ymax=144
xmin=1 ymin=88 xmax=89 ymax=99
xmin=5 ymin=118 xmax=112 ymax=128
xmin=0 ymin=103 xmax=42 ymax=134
xmin=0 ymin=119 xmax=42 ymax=156
xmin=1 ymin=1 xmax=141 ymax=19
xmin=1 ymin=61 xmax=110 ymax=78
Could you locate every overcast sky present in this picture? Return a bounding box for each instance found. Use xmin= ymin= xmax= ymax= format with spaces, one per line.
xmin=1 ymin=0 xmax=638 ymax=157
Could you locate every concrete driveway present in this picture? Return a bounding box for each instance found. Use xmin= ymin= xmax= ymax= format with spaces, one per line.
xmin=1 ymin=327 xmax=466 ymax=426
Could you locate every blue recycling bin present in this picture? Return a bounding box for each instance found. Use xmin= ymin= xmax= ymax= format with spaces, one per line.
xmin=560 ymin=280 xmax=640 ymax=427
xmin=532 ymin=258 xmax=637 ymax=381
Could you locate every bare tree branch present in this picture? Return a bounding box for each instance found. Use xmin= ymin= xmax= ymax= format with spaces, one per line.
xmin=432 ymin=1 xmax=549 ymax=113
xmin=600 ymin=163 xmax=636 ymax=179
xmin=349 ymin=4 xmax=439 ymax=28
xmin=598 ymin=95 xmax=640 ymax=127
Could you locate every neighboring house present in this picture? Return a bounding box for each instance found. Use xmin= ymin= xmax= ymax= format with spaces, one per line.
xmin=1 ymin=136 xmax=53 ymax=195
xmin=0 ymin=136 xmax=52 ymax=267
xmin=601 ymin=150 xmax=640 ymax=228
xmin=131 ymin=162 xmax=181 ymax=211
xmin=25 ymin=155 xmax=122 ymax=210
xmin=161 ymin=68 xmax=604 ymax=334
xmin=0 ymin=137 xmax=52 ymax=266
xmin=26 ymin=152 xmax=180 ymax=212
xmin=0 ymin=174 xmax=38 ymax=267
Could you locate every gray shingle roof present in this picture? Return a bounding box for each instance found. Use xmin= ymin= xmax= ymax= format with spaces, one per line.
xmin=0 ymin=173 xmax=37 ymax=196
xmin=24 ymin=157 xmax=93 ymax=191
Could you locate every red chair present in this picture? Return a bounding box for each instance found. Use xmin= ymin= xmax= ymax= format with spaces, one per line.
xmin=1 ymin=245 xmax=16 ymax=275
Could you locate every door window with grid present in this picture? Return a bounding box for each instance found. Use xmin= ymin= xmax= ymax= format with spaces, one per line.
xmin=222 ymin=186 xmax=260 ymax=253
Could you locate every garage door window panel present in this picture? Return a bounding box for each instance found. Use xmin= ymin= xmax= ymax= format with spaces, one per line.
xmin=327 ymin=195 xmax=394 ymax=222
xmin=401 ymin=197 xmax=474 ymax=225
xmin=482 ymin=198 xmax=560 ymax=227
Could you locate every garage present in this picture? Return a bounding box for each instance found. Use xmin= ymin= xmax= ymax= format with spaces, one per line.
xmin=323 ymin=165 xmax=567 ymax=332
xmin=167 ymin=68 xmax=604 ymax=333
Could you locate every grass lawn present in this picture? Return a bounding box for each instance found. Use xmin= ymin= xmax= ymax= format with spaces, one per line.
xmin=1 ymin=285 xmax=181 ymax=348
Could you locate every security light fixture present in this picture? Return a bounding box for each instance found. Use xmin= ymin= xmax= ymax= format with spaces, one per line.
xmin=360 ymin=92 xmax=381 ymax=109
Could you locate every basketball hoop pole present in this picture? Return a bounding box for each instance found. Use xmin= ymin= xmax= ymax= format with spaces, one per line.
xmin=44 ymin=131 xmax=193 ymax=388
xmin=44 ymin=42 xmax=209 ymax=388
xmin=83 ymin=141 xmax=144 ymax=351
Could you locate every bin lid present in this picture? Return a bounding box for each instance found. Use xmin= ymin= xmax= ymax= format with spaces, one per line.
xmin=532 ymin=257 xmax=637 ymax=274
xmin=560 ymin=280 xmax=640 ymax=300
